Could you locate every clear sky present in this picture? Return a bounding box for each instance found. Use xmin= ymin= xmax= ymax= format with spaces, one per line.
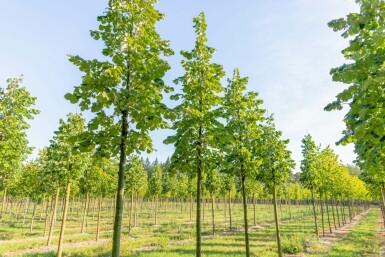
xmin=0 ymin=0 xmax=359 ymax=171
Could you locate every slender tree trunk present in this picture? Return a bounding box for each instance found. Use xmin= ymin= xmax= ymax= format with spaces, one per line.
xmin=320 ymin=195 xmax=325 ymax=237
xmin=253 ymin=193 xmax=256 ymax=226
xmin=211 ymin=192 xmax=215 ymax=235
xmin=335 ymin=199 xmax=341 ymax=228
xmin=311 ymin=188 xmax=319 ymax=238
xmin=128 ymin=191 xmax=134 ymax=234
xmin=96 ymin=194 xmax=102 ymax=242
xmin=224 ymin=196 xmax=227 ymax=224
xmin=44 ymin=196 xmax=52 ymax=237
xmin=229 ymin=192 xmax=232 ymax=231
xmin=330 ymin=198 xmax=337 ymax=230
xmin=22 ymin=196 xmax=30 ymax=226
xmin=0 ymin=187 xmax=7 ymax=221
xmin=81 ymin=192 xmax=89 ymax=233
xmin=155 ymin=194 xmax=158 ymax=225
xmin=47 ymin=187 xmax=60 ymax=246
xmin=134 ymin=192 xmax=138 ymax=227
xmin=196 ymin=134 xmax=203 ymax=257
xmin=112 ymin=110 xmax=128 ymax=257
xmin=241 ymin=173 xmax=250 ymax=257
xmin=273 ymin=183 xmax=282 ymax=257
xmin=189 ymin=193 xmax=193 ymax=222
xmin=324 ymin=194 xmax=332 ymax=234
xmin=57 ymin=182 xmax=71 ymax=257
xmin=30 ymin=200 xmax=38 ymax=232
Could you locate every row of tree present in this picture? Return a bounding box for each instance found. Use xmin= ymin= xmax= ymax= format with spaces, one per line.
xmin=0 ymin=1 xmax=374 ymax=257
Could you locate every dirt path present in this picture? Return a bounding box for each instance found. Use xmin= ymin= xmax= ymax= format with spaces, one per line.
xmin=316 ymin=209 xmax=370 ymax=246
xmin=284 ymin=209 xmax=371 ymax=257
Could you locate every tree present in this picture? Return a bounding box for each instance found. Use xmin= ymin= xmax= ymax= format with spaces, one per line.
xmin=258 ymin=116 xmax=295 ymax=257
xmin=222 ymin=69 xmax=265 ymax=257
xmin=165 ymin=13 xmax=225 ymax=257
xmin=49 ymin=113 xmax=90 ymax=257
xmin=65 ymin=0 xmax=173 ymax=255
xmin=325 ymin=0 xmax=385 ymax=204
xmin=0 ymin=76 xmax=39 ymax=220
xmin=125 ymin=156 xmax=148 ymax=233
xmin=148 ymin=164 xmax=163 ymax=225
xmin=299 ymin=134 xmax=321 ymax=238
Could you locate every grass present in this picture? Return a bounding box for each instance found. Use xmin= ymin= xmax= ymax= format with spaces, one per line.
xmin=0 ymin=198 xmax=374 ymax=257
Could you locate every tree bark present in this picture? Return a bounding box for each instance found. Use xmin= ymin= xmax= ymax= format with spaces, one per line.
xmin=211 ymin=192 xmax=215 ymax=235
xmin=273 ymin=183 xmax=282 ymax=257
xmin=112 ymin=110 xmax=128 ymax=257
xmin=81 ymin=192 xmax=89 ymax=233
xmin=0 ymin=187 xmax=7 ymax=221
xmin=47 ymin=187 xmax=60 ymax=246
xmin=57 ymin=182 xmax=71 ymax=257
xmin=44 ymin=196 xmax=52 ymax=237
xmin=241 ymin=173 xmax=250 ymax=257
xmin=311 ymin=188 xmax=319 ymax=238
xmin=96 ymin=194 xmax=102 ymax=242
xmin=30 ymin=200 xmax=37 ymax=232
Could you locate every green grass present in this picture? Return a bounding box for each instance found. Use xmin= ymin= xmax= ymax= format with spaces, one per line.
xmin=0 ymin=199 xmax=373 ymax=257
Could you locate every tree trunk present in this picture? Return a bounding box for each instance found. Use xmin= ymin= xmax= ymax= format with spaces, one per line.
xmin=134 ymin=192 xmax=138 ymax=227
xmin=128 ymin=191 xmax=134 ymax=234
xmin=47 ymin=187 xmax=60 ymax=246
xmin=273 ymin=183 xmax=282 ymax=257
xmin=189 ymin=193 xmax=193 ymax=222
xmin=311 ymin=188 xmax=319 ymax=238
xmin=211 ymin=192 xmax=215 ymax=235
xmin=22 ymin=196 xmax=30 ymax=226
xmin=320 ymin=195 xmax=325 ymax=237
xmin=335 ymin=199 xmax=341 ymax=228
xmin=30 ymin=200 xmax=38 ymax=232
xmin=330 ymin=198 xmax=337 ymax=230
xmin=81 ymin=192 xmax=89 ymax=233
xmin=229 ymin=192 xmax=232 ymax=231
xmin=241 ymin=173 xmax=250 ymax=257
xmin=324 ymin=194 xmax=332 ymax=234
xmin=112 ymin=110 xmax=128 ymax=257
xmin=96 ymin=194 xmax=102 ymax=242
xmin=196 ymin=130 xmax=203 ymax=257
xmin=57 ymin=182 xmax=71 ymax=257
xmin=155 ymin=194 xmax=158 ymax=225
xmin=44 ymin=196 xmax=52 ymax=237
xmin=253 ymin=193 xmax=256 ymax=226
xmin=0 ymin=187 xmax=7 ymax=221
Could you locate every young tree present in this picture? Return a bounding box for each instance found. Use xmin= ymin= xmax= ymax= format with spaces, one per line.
xmin=0 ymin=76 xmax=39 ymax=220
xmin=258 ymin=116 xmax=295 ymax=257
xmin=49 ymin=113 xmax=90 ymax=257
xmin=222 ymin=69 xmax=265 ymax=257
xmin=65 ymin=1 xmax=173 ymax=255
xmin=125 ymin=156 xmax=147 ymax=233
xmin=148 ymin=164 xmax=163 ymax=225
xmin=299 ymin=134 xmax=321 ymax=238
xmin=165 ymin=13 xmax=225 ymax=257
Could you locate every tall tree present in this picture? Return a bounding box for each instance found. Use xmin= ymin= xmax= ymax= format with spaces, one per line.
xmin=165 ymin=13 xmax=225 ymax=257
xmin=258 ymin=116 xmax=295 ymax=257
xmin=222 ymin=69 xmax=265 ymax=257
xmin=49 ymin=113 xmax=90 ymax=257
xmin=299 ymin=134 xmax=321 ymax=238
xmin=0 ymin=76 xmax=39 ymax=220
xmin=325 ymin=0 xmax=385 ymax=201
xmin=65 ymin=1 xmax=173 ymax=256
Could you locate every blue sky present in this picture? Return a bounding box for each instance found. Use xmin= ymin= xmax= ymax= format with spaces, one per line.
xmin=0 ymin=0 xmax=359 ymax=171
